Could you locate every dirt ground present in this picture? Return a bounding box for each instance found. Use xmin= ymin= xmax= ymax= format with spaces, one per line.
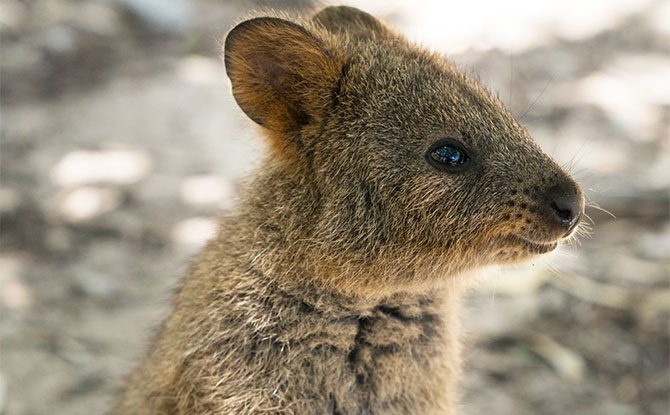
xmin=1 ymin=1 xmax=668 ymax=414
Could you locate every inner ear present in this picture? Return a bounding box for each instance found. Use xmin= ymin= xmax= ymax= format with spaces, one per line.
xmin=313 ymin=6 xmax=394 ymax=41
xmin=224 ymin=17 xmax=342 ymax=133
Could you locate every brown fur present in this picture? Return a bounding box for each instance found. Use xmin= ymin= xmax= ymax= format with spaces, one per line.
xmin=111 ymin=7 xmax=584 ymax=414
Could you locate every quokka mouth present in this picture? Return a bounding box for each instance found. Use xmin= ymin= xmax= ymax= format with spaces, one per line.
xmin=509 ymin=233 xmax=559 ymax=254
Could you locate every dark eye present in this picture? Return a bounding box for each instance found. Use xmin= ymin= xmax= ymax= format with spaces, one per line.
xmin=426 ymin=140 xmax=471 ymax=172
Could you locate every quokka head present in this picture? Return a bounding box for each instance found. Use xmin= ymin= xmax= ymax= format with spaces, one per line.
xmin=223 ymin=6 xmax=584 ymax=291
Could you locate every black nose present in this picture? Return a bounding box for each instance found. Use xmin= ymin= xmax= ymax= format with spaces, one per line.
xmin=545 ymin=185 xmax=583 ymax=234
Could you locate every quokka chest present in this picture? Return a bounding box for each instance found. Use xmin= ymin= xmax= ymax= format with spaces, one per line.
xmin=261 ymin=297 xmax=455 ymax=414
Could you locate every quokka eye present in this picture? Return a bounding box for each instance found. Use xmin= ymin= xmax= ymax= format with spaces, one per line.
xmin=426 ymin=139 xmax=471 ymax=172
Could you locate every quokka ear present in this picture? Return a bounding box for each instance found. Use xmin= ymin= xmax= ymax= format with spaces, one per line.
xmin=224 ymin=17 xmax=342 ymax=133
xmin=313 ymin=6 xmax=394 ymax=41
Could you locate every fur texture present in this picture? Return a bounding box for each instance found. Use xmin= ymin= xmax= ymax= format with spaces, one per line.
xmin=112 ymin=7 xmax=584 ymax=414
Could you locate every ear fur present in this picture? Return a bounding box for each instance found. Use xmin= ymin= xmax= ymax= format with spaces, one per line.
xmin=312 ymin=6 xmax=394 ymax=41
xmin=224 ymin=17 xmax=342 ymax=133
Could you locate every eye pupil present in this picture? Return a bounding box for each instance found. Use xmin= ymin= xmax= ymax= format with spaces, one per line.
xmin=425 ymin=139 xmax=472 ymax=172
xmin=431 ymin=145 xmax=466 ymax=166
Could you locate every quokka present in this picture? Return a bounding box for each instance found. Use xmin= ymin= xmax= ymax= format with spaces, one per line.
xmin=112 ymin=6 xmax=584 ymax=415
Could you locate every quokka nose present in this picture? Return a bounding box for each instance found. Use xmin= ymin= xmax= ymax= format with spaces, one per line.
xmin=545 ymin=185 xmax=584 ymax=234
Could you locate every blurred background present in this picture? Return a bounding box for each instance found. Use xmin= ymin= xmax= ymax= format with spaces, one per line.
xmin=1 ymin=0 xmax=668 ymax=414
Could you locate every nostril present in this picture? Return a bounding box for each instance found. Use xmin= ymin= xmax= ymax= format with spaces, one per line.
xmin=544 ymin=184 xmax=584 ymax=233
xmin=550 ymin=201 xmax=574 ymax=223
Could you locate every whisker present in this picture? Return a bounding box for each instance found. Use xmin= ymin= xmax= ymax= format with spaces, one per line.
xmin=573 ymin=171 xmax=597 ymax=182
xmin=576 ymin=227 xmax=592 ymax=240
xmin=567 ymin=138 xmax=591 ymax=173
xmin=585 ymin=202 xmax=616 ymax=218
xmin=577 ymin=225 xmax=593 ymax=235
xmin=519 ymin=76 xmax=554 ymax=120
xmin=579 ymin=217 xmax=594 ymax=229
xmin=545 ymin=260 xmax=564 ymax=279
xmin=570 ymin=168 xmax=590 ymax=178
xmin=586 ymin=186 xmax=613 ymax=194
